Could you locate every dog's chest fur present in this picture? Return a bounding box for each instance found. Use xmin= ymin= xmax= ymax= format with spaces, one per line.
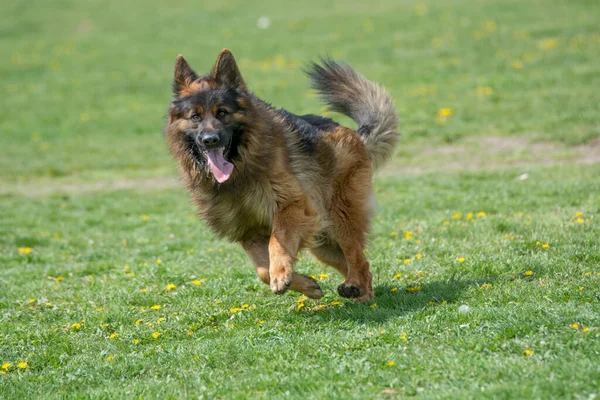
xmin=193 ymin=176 xmax=276 ymax=242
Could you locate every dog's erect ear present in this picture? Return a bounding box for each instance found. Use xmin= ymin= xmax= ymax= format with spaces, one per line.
xmin=211 ymin=49 xmax=246 ymax=92
xmin=173 ymin=55 xmax=199 ymax=96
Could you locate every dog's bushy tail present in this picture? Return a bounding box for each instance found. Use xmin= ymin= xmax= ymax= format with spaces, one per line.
xmin=306 ymin=59 xmax=399 ymax=171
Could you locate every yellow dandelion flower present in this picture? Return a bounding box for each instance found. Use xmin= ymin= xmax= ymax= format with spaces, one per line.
xmin=17 ymin=362 xmax=28 ymax=369
xmin=55 ymin=277 xmax=64 ymax=283
xmin=146 ymin=323 xmax=154 ymax=328
xmin=2 ymin=362 xmax=11 ymax=370
xmin=18 ymin=247 xmax=33 ymax=255
xmin=103 ymin=323 xmax=109 ymax=327
xmin=257 ymin=320 xmax=265 ymax=325
xmin=133 ymin=339 xmax=139 ymax=345
xmin=438 ymin=108 xmax=453 ymax=118
xmin=576 ymin=218 xmax=584 ymax=224
xmin=451 ymin=212 xmax=462 ymax=219
xmin=407 ymin=286 xmax=421 ymax=293
xmin=572 ymin=323 xmax=579 ymax=329
xmin=135 ymin=319 xmax=143 ymax=325
xmin=139 ymin=288 xmax=148 ymax=293
xmin=538 ymin=38 xmax=559 ymax=50
xmin=386 ymin=361 xmax=396 ymax=367
xmin=192 ymin=279 xmax=202 ymax=286
xmin=582 ymin=327 xmax=589 ymax=333
xmin=393 ymin=273 xmax=402 ymax=279
xmin=573 ymin=211 xmax=582 ymax=218
xmin=106 ymin=355 xmax=114 ymax=361
xmin=109 ymin=333 xmax=119 ymax=339
xmin=230 ymin=307 xmax=242 ymax=313
xmin=480 ymin=283 xmax=492 ymax=289
xmin=187 ymin=331 xmax=193 ymax=336
xmin=72 ymin=323 xmax=81 ymax=330
xmin=476 ymin=87 xmax=494 ymax=97
xmin=415 ymin=3 xmax=427 ymax=16
xmin=457 ymin=257 xmax=465 ymax=263
xmin=404 ymin=231 xmax=413 ymax=240
xmin=404 ymin=259 xmax=411 ymax=264
xmin=141 ymin=215 xmax=149 ymax=221
xmin=152 ymin=332 xmax=161 ymax=339
xmin=579 ymin=287 xmax=584 ymax=291
xmin=541 ymin=243 xmax=549 ymax=249
xmin=311 ymin=275 xmax=318 ymax=280
xmin=512 ymin=60 xmax=524 ymax=70
xmin=0 ymin=371 xmax=5 ymax=375
xmin=391 ymin=287 xmax=398 ymax=293
xmin=215 ymin=300 xmax=221 ymax=305
xmin=318 ymin=273 xmax=328 ymax=280
xmin=391 ymin=231 xmax=397 ymax=237
xmin=331 ymin=301 xmax=341 ymax=306
xmin=370 ymin=303 xmax=377 ymax=309
xmin=524 ymin=270 xmax=534 ymax=277
xmin=156 ymin=259 xmax=162 ymax=265
xmin=151 ymin=305 xmax=161 ymax=310
xmin=524 ymin=349 xmax=533 ymax=356
xmin=165 ymin=283 xmax=176 ymax=291
xmin=477 ymin=211 xmax=486 ymax=218
xmin=416 ymin=253 xmax=423 ymax=259
xmin=28 ymin=298 xmax=35 ymax=304
xmin=466 ymin=213 xmax=474 ymax=221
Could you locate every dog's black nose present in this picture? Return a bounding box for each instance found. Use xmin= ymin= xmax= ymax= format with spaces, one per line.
xmin=201 ymin=132 xmax=220 ymax=148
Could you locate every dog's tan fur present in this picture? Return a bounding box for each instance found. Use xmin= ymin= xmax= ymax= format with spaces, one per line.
xmin=164 ymin=50 xmax=399 ymax=301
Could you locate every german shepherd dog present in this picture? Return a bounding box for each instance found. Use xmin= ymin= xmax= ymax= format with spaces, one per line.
xmin=165 ymin=49 xmax=398 ymax=302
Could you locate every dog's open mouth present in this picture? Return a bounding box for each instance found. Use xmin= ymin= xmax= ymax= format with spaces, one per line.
xmin=205 ymin=147 xmax=234 ymax=183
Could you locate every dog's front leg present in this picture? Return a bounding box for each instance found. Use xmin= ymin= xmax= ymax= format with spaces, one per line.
xmin=268 ymin=199 xmax=316 ymax=295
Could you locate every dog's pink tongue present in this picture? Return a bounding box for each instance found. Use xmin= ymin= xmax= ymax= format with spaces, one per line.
xmin=205 ymin=148 xmax=233 ymax=183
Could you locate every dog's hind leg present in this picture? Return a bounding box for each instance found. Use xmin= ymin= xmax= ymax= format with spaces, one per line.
xmin=242 ymin=238 xmax=323 ymax=299
xmin=330 ymin=163 xmax=374 ymax=302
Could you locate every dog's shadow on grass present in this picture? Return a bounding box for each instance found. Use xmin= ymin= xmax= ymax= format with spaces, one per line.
xmin=307 ymin=277 xmax=495 ymax=323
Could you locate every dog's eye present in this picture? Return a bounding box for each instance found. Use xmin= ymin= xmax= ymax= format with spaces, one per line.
xmin=190 ymin=114 xmax=202 ymax=123
xmin=216 ymin=109 xmax=228 ymax=119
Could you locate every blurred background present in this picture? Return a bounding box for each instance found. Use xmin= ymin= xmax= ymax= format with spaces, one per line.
xmin=1 ymin=3 xmax=599 ymax=397
xmin=1 ymin=0 xmax=599 ymax=190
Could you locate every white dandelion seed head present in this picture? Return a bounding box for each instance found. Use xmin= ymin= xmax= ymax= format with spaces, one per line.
xmin=257 ymin=16 xmax=271 ymax=29
xmin=458 ymin=304 xmax=470 ymax=314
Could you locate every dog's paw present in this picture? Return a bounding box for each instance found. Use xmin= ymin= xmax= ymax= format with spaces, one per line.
xmin=303 ymin=279 xmax=324 ymax=300
xmin=353 ymin=291 xmax=374 ymax=303
xmin=270 ymin=273 xmax=293 ymax=295
xmin=337 ymin=282 xmax=362 ymax=298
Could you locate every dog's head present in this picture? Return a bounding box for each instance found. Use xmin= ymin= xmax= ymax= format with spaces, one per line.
xmin=166 ymin=49 xmax=251 ymax=183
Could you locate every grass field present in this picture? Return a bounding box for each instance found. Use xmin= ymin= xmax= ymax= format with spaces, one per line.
xmin=1 ymin=0 xmax=600 ymax=398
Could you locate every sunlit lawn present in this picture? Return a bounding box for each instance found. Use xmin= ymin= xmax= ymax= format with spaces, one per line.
xmin=1 ymin=0 xmax=599 ymax=398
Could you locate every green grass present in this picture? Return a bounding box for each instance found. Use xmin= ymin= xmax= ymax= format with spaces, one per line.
xmin=1 ymin=0 xmax=600 ymax=398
